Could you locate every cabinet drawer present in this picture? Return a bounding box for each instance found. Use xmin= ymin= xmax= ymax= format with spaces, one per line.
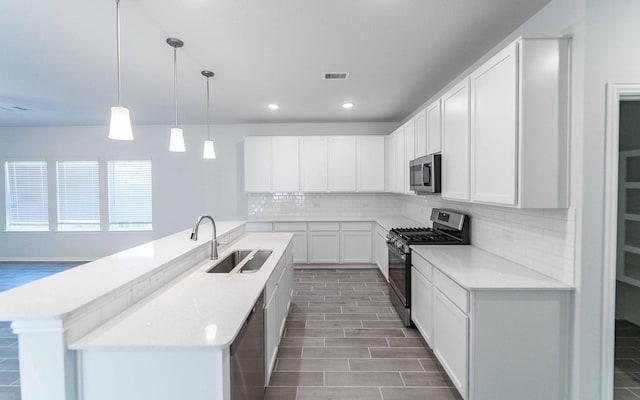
xmin=433 ymin=269 xmax=469 ymax=313
xmin=341 ymin=222 xmax=373 ymax=231
xmin=411 ymin=253 xmax=433 ymax=282
xmin=308 ymin=222 xmax=340 ymax=231
xmin=246 ymin=222 xmax=273 ymax=232
xmin=274 ymin=222 xmax=307 ymax=232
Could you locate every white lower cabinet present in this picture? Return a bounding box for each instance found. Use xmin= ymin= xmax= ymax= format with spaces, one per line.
xmin=308 ymin=229 xmax=340 ymax=264
xmin=274 ymin=223 xmax=307 ymax=264
xmin=264 ymin=287 xmax=280 ymax=383
xmin=340 ymin=223 xmax=373 ymax=263
xmin=374 ymin=226 xmax=389 ymax=280
xmin=265 ymin=245 xmax=294 ymax=385
xmin=411 ymin=250 xmax=571 ymax=400
xmin=433 ymin=288 xmax=469 ymax=397
xmin=411 ymin=266 xmax=433 ymax=346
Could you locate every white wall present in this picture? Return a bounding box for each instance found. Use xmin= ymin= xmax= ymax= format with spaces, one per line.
xmin=0 ymin=122 xmax=394 ymax=260
xmin=579 ymin=1 xmax=640 ymax=398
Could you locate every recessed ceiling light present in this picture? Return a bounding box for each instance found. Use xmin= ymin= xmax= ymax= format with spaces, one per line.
xmin=268 ymin=104 xmax=279 ymax=110
xmin=342 ymin=103 xmax=354 ymax=109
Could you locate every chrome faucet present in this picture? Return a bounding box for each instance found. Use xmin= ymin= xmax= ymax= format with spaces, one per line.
xmin=190 ymin=215 xmax=218 ymax=260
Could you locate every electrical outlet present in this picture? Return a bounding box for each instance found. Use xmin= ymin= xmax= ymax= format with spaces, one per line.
xmin=502 ymin=229 xmax=514 ymax=242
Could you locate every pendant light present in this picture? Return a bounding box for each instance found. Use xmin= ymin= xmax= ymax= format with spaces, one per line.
xmin=167 ymin=37 xmax=185 ymax=152
xmin=108 ymin=0 xmax=134 ymax=141
xmin=201 ymin=70 xmax=216 ymax=159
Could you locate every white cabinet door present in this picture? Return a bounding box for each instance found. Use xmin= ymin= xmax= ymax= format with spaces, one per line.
xmin=470 ymin=43 xmax=518 ymax=205
xmin=433 ymin=289 xmax=469 ymax=399
xmin=300 ymin=136 xmax=328 ymax=192
xmin=244 ymin=137 xmax=271 ymax=192
xmin=340 ymin=231 xmax=372 ymax=263
xmin=415 ymin=109 xmax=427 ymax=158
xmin=375 ymin=231 xmax=389 ymax=280
xmin=308 ymin=232 xmax=340 ymax=263
xmin=386 ymin=130 xmax=398 ymax=193
xmin=271 ymin=137 xmax=299 ymax=192
xmin=411 ymin=267 xmax=433 ymax=347
xmin=265 ymin=288 xmax=279 ymax=384
xmin=404 ymin=119 xmax=415 ymax=194
xmin=291 ymin=233 xmax=308 ymax=264
xmin=395 ymin=129 xmax=405 ymax=193
xmin=426 ymin=100 xmax=442 ymax=155
xmin=441 ymin=80 xmax=470 ymax=201
xmin=277 ymin=259 xmax=293 ymax=336
xmin=328 ymin=136 xmax=357 ymax=191
xmin=356 ymin=136 xmax=385 ymax=192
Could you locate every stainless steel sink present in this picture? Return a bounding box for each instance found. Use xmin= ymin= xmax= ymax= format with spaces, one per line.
xmin=206 ymin=250 xmax=273 ymax=274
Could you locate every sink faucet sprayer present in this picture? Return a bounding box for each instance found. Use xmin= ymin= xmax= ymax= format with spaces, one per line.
xmin=190 ymin=215 xmax=218 ymax=260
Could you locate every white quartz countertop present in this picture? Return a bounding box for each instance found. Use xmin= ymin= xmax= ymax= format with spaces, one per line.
xmin=71 ymin=232 xmax=292 ymax=349
xmin=0 ymin=220 xmax=246 ymax=320
xmin=248 ymin=215 xmax=426 ymax=232
xmin=411 ymin=245 xmax=573 ymax=290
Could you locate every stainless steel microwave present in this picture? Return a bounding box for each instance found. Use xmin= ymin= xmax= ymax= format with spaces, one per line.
xmin=409 ymin=154 xmax=441 ymax=194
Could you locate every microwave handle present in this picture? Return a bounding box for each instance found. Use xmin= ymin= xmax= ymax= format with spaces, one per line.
xmin=423 ymin=163 xmax=431 ymax=186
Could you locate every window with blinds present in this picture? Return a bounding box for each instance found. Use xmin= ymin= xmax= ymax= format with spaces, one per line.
xmin=56 ymin=161 xmax=100 ymax=231
xmin=5 ymin=161 xmax=49 ymax=231
xmin=107 ymin=160 xmax=152 ymax=231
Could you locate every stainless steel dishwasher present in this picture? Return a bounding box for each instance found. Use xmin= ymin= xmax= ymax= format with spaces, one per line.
xmin=231 ymin=291 xmax=265 ymax=400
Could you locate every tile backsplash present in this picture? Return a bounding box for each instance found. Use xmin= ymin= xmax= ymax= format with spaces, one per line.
xmin=247 ymin=192 xmax=575 ymax=285
xmin=247 ymin=193 xmax=401 ymax=218
xmin=401 ymin=195 xmax=575 ymax=285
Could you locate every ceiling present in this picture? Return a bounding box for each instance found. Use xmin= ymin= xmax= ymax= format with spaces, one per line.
xmin=0 ymin=0 xmax=550 ymax=127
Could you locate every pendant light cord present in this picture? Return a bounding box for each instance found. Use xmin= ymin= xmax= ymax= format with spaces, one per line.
xmin=116 ymin=0 xmax=122 ymax=105
xmin=206 ymin=77 xmax=211 ymax=140
xmin=173 ymin=47 xmax=178 ymax=127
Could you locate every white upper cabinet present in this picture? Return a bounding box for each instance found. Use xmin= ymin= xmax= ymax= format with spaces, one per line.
xmin=469 ymin=37 xmax=570 ymax=208
xmin=414 ymin=110 xmax=427 ymax=158
xmin=300 ymin=136 xmax=328 ymax=192
xmin=328 ymin=136 xmax=357 ymax=192
xmin=470 ymin=44 xmax=517 ymax=205
xmin=394 ymin=128 xmax=405 ymax=193
xmin=426 ymin=99 xmax=442 ymax=155
xmin=403 ymin=119 xmax=415 ymax=194
xmin=441 ymin=79 xmax=471 ymax=201
xmin=244 ymin=137 xmax=272 ymax=192
xmin=356 ymin=136 xmax=385 ymax=192
xmin=271 ymin=137 xmax=299 ymax=192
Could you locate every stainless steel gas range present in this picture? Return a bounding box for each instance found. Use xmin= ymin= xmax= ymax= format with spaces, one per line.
xmin=386 ymin=209 xmax=470 ymax=326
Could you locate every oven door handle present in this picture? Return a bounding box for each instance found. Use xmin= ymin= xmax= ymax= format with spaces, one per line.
xmin=386 ymin=243 xmax=407 ymax=260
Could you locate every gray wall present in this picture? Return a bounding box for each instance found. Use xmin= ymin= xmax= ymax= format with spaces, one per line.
xmin=0 ymin=122 xmax=395 ymax=260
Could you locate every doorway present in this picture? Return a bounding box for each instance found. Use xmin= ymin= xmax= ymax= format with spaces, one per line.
xmin=603 ymin=85 xmax=640 ymax=400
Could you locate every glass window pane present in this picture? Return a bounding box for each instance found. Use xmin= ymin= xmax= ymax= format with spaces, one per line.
xmin=107 ymin=160 xmax=152 ymax=231
xmin=627 ymin=156 xmax=640 ymax=183
xmin=5 ymin=161 xmax=49 ymax=231
xmin=57 ymin=161 xmax=100 ymax=231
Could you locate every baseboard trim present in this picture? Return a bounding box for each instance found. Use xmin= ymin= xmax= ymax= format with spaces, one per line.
xmin=0 ymin=257 xmax=96 ymax=263
xmin=294 ymin=264 xmax=377 ymax=269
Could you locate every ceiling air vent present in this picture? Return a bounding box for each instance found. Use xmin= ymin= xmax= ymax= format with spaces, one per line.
xmin=324 ymin=72 xmax=349 ymax=80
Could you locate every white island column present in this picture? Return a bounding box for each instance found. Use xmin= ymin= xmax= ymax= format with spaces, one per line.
xmin=12 ymin=319 xmax=77 ymax=400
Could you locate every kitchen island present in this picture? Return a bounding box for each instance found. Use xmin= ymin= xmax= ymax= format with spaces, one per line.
xmin=71 ymin=232 xmax=294 ymax=400
xmin=0 ymin=221 xmax=294 ymax=400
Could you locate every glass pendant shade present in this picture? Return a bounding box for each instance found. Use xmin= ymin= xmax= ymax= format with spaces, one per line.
xmin=203 ymin=140 xmax=216 ymax=159
xmin=108 ymin=106 xmax=134 ymax=140
xmin=169 ymin=128 xmax=186 ymax=152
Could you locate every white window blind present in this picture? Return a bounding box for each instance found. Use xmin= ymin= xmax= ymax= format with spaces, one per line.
xmin=5 ymin=161 xmax=49 ymax=231
xmin=108 ymin=160 xmax=152 ymax=231
xmin=56 ymin=161 xmax=100 ymax=231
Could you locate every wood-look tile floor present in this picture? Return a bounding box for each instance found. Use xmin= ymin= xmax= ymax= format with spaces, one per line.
xmin=265 ymin=268 xmax=462 ymax=400
xmin=615 ymin=320 xmax=640 ymax=399
xmin=0 ymin=262 xmax=81 ymax=400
